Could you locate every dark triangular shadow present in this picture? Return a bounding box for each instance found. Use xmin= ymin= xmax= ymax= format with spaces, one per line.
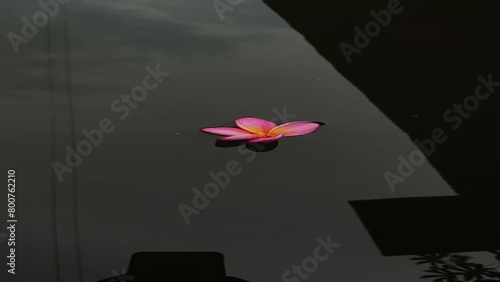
xmin=262 ymin=0 xmax=500 ymax=255
xmin=96 ymin=252 xmax=250 ymax=282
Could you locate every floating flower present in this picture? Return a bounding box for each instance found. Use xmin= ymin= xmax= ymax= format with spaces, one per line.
xmin=201 ymin=117 xmax=321 ymax=142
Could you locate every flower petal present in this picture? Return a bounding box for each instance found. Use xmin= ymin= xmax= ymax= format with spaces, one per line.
xmin=217 ymin=134 xmax=259 ymax=141
xmin=235 ymin=117 xmax=277 ymax=134
xmin=200 ymin=127 xmax=251 ymax=136
xmin=247 ymin=134 xmax=284 ymax=143
xmin=268 ymin=121 xmax=320 ymax=136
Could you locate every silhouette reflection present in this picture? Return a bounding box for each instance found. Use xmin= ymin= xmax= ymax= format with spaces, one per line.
xmin=97 ymin=252 xmax=250 ymax=282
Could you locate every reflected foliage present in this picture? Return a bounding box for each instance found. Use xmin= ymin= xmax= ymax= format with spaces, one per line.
xmin=411 ymin=251 xmax=500 ymax=282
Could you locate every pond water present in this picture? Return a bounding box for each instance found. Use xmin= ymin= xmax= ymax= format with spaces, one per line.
xmin=1 ymin=0 xmax=499 ymax=282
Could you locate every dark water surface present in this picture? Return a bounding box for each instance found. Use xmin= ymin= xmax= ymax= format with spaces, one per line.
xmin=1 ymin=0 xmax=499 ymax=282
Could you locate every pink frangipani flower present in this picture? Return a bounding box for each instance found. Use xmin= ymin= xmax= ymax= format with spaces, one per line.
xmin=200 ymin=117 xmax=321 ymax=143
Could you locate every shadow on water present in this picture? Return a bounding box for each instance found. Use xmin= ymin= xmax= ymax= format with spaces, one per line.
xmin=246 ymin=141 xmax=279 ymax=152
xmin=97 ymin=252 xmax=250 ymax=282
xmin=215 ymin=140 xmax=279 ymax=152
xmin=215 ymin=141 xmax=245 ymax=148
xmin=262 ymin=0 xmax=500 ymax=255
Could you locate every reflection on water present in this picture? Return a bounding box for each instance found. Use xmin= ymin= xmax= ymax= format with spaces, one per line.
xmin=216 ymin=140 xmax=279 ymax=152
xmin=263 ymin=0 xmax=500 ymax=275
xmin=410 ymin=252 xmax=500 ymax=282
xmin=3 ymin=0 xmax=499 ymax=282
xmin=97 ymin=252 xmax=251 ymax=282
